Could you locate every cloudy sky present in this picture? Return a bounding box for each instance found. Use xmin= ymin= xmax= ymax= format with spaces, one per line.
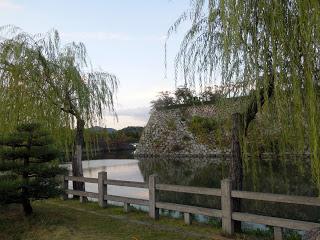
xmin=0 ymin=0 xmax=191 ymax=129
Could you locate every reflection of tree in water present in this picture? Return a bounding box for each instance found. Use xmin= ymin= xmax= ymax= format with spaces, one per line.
xmin=139 ymin=157 xmax=227 ymax=186
xmin=138 ymin=157 xmax=320 ymax=222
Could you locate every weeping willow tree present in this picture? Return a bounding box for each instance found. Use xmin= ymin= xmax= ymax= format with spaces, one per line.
xmin=168 ymin=0 xmax=320 ymax=192
xmin=0 ymin=26 xmax=118 ymax=192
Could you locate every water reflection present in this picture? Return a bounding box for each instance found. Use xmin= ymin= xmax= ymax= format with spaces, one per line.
xmin=138 ymin=156 xmax=320 ymax=223
xmin=64 ymin=159 xmax=148 ymax=200
xmin=64 ymin=157 xmax=320 ymax=223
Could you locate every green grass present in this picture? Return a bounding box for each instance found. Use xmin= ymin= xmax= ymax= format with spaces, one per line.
xmin=0 ymin=199 xmax=302 ymax=240
xmin=0 ymin=199 xmax=226 ymax=240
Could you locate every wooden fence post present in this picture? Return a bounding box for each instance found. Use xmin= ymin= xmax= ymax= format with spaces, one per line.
xmin=61 ymin=177 xmax=68 ymax=200
xmin=274 ymin=227 xmax=283 ymax=240
xmin=184 ymin=213 xmax=192 ymax=225
xmin=124 ymin=203 xmax=130 ymax=212
xmin=98 ymin=172 xmax=108 ymax=208
xmin=221 ymin=179 xmax=234 ymax=235
xmin=149 ymin=174 xmax=159 ymax=219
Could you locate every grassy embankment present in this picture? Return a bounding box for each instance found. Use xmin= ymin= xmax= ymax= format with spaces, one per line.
xmin=0 ymin=199 xmax=298 ymax=240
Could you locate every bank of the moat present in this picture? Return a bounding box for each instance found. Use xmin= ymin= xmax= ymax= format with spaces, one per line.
xmin=135 ymin=101 xmax=311 ymax=159
xmin=135 ymin=104 xmax=234 ymax=157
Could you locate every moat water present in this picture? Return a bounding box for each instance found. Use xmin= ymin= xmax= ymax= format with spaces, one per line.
xmin=64 ymin=156 xmax=320 ymax=229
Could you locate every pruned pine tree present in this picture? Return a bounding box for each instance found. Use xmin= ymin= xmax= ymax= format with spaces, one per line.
xmin=0 ymin=26 xmax=118 ymax=193
xmin=0 ymin=123 xmax=66 ymax=216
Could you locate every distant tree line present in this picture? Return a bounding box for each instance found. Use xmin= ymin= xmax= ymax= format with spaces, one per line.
xmin=62 ymin=126 xmax=144 ymax=161
xmin=151 ymin=86 xmax=225 ymax=110
xmin=106 ymin=127 xmax=143 ymax=146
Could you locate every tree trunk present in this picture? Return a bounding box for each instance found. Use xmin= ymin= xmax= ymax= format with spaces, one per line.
xmin=22 ymin=146 xmax=32 ymax=215
xmin=229 ymin=112 xmax=243 ymax=232
xmin=72 ymin=118 xmax=85 ymax=193
xmin=21 ymin=186 xmax=33 ymax=216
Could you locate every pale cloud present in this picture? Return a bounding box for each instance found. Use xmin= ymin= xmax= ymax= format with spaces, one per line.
xmin=61 ymin=31 xmax=166 ymax=42
xmin=102 ymin=106 xmax=150 ymax=129
xmin=104 ymin=115 xmax=147 ymax=129
xmin=0 ymin=0 xmax=23 ymax=11
xmin=116 ymin=107 xmax=150 ymax=121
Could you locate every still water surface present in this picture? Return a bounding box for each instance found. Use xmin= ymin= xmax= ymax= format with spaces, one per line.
xmin=65 ymin=159 xmax=148 ymax=200
xmin=65 ymin=157 xmax=319 ymax=225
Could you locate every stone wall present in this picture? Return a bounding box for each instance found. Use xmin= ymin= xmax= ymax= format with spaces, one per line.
xmin=135 ymin=105 xmax=231 ymax=157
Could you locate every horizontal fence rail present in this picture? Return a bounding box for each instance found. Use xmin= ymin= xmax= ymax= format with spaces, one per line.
xmin=231 ymin=190 xmax=320 ymax=207
xmin=106 ymin=179 xmax=148 ymax=188
xmin=105 ymin=195 xmax=149 ymax=206
xmin=156 ymin=184 xmax=221 ymax=196
xmin=232 ymin=212 xmax=320 ymax=231
xmin=64 ymin=175 xmax=98 ymax=184
xmin=156 ymin=202 xmax=222 ymax=218
xmin=63 ymin=173 xmax=320 ymax=240
xmin=66 ymin=189 xmax=99 ymax=199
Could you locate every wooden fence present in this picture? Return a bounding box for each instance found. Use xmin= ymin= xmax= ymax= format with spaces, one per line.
xmin=63 ymin=173 xmax=320 ymax=240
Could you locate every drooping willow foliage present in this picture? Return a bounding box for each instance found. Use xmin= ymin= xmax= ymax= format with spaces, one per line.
xmin=0 ymin=26 xmax=118 ymax=158
xmin=168 ymin=1 xmax=320 ymax=189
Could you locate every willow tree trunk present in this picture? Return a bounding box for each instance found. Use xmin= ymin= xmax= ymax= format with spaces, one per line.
xmin=22 ymin=145 xmax=32 ymax=215
xmin=229 ymin=112 xmax=243 ymax=232
xmin=72 ymin=118 xmax=85 ymax=192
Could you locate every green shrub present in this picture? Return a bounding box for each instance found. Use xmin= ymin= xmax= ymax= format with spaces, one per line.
xmin=187 ymin=116 xmax=218 ymax=146
xmin=151 ymin=91 xmax=175 ymax=109
xmin=188 ymin=116 xmax=217 ymax=135
xmin=167 ymin=119 xmax=177 ymax=131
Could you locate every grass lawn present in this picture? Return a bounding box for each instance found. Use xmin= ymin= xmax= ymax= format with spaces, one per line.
xmin=0 ymin=199 xmax=273 ymax=240
xmin=0 ymin=199 xmax=280 ymax=240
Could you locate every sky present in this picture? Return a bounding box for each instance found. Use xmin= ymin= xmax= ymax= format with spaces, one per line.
xmin=0 ymin=0 xmax=191 ymax=129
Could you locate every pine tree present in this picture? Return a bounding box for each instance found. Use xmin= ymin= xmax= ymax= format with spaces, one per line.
xmin=0 ymin=123 xmax=66 ymax=216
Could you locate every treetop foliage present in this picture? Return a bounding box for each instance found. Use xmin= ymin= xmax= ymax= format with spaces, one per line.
xmin=0 ymin=25 xmax=118 ymax=153
xmin=168 ymin=0 xmax=320 ymax=188
xmin=151 ymin=86 xmax=223 ymax=110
